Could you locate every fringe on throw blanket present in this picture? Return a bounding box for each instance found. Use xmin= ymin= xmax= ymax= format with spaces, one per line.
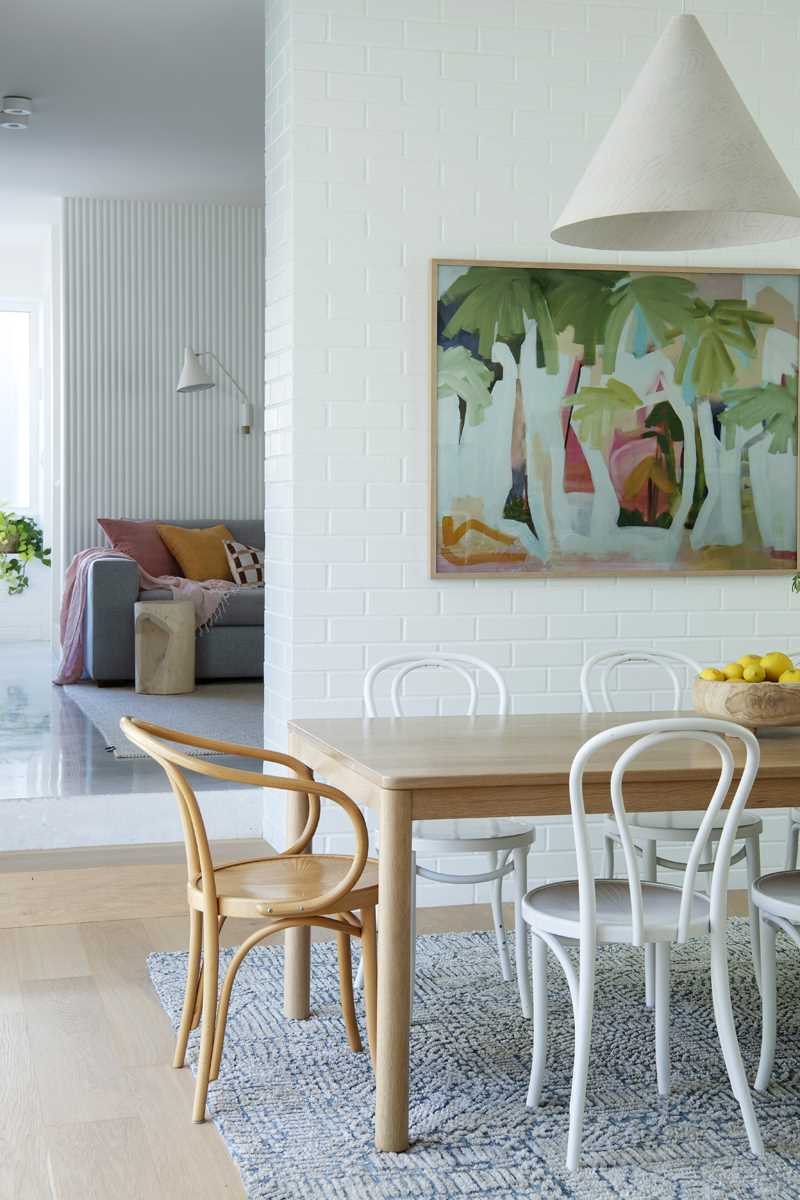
xmin=54 ymin=547 xmax=236 ymax=685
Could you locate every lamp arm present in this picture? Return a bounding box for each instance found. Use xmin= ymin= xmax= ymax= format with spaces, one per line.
xmin=197 ymin=351 xmax=249 ymax=402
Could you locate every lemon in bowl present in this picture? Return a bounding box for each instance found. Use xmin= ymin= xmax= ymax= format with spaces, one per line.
xmin=742 ymin=664 xmax=767 ymax=683
xmin=738 ymin=654 xmax=763 ymax=668
xmin=760 ymin=652 xmax=794 ymax=682
xmin=722 ymin=662 xmax=744 ymax=680
xmin=699 ymin=667 xmax=726 ymax=682
xmin=779 ymin=669 xmax=800 ymax=684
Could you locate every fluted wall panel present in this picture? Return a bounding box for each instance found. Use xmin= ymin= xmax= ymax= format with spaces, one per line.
xmin=62 ymin=198 xmax=264 ymax=562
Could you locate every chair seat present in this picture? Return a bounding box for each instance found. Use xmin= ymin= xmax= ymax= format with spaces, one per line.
xmin=188 ymin=854 xmax=379 ymax=919
xmin=411 ymin=816 xmax=536 ymax=851
xmin=603 ymin=809 xmax=762 ymax=843
xmin=523 ymin=878 xmax=710 ymax=943
xmin=751 ymin=870 xmax=800 ymax=922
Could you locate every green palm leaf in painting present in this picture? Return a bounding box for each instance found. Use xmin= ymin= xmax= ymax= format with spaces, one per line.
xmin=441 ymin=267 xmax=559 ymax=373
xmin=673 ymin=298 xmax=774 ymax=396
xmin=602 ymin=275 xmax=698 ymax=373
xmin=546 ymin=270 xmax=626 ymax=366
xmin=569 ymin=377 xmax=641 ymax=451
xmin=437 ymin=345 xmax=495 ymax=441
xmin=718 ymin=379 xmax=797 ymax=454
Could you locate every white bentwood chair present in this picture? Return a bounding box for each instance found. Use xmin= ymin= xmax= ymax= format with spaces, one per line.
xmin=355 ymin=653 xmax=535 ymax=1017
xmin=752 ymin=869 xmax=800 ymax=1092
xmin=581 ymin=649 xmax=763 ymax=1002
xmin=523 ymin=716 xmax=763 ymax=1171
xmin=784 ymin=812 xmax=800 ymax=869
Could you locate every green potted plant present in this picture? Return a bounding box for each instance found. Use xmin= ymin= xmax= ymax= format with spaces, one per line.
xmin=0 ymin=509 xmax=51 ymax=595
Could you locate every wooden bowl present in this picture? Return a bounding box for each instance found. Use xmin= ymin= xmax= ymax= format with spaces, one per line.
xmin=693 ymin=677 xmax=800 ymax=729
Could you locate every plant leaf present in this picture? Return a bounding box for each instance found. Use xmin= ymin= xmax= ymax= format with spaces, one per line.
xmin=437 ymin=345 xmax=495 ymax=433
xmin=569 ymin=377 xmax=642 ymax=451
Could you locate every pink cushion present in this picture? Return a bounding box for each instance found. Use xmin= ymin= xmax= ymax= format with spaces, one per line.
xmin=97 ymin=518 xmax=182 ymax=578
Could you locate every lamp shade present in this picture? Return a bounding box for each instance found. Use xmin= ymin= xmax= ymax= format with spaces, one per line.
xmin=551 ymin=14 xmax=800 ymax=251
xmin=176 ymin=347 xmax=214 ymax=393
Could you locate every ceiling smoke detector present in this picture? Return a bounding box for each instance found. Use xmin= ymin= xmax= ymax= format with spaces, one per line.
xmin=1 ymin=96 xmax=32 ymax=130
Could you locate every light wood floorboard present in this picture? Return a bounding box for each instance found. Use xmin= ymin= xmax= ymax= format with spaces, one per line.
xmin=0 ymin=843 xmax=751 ymax=1198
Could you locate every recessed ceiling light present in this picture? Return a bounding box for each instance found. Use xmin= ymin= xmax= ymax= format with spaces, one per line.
xmin=2 ymin=96 xmax=33 ymax=116
xmin=1 ymin=115 xmax=28 ymax=131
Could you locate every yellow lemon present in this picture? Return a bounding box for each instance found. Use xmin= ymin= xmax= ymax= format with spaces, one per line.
xmin=742 ymin=664 xmax=766 ymax=683
xmin=760 ymin=651 xmax=794 ymax=682
xmin=722 ymin=662 xmax=744 ymax=680
xmin=738 ymin=654 xmax=763 ymax=668
xmin=699 ymin=668 xmax=726 ymax=682
xmin=779 ymin=669 xmax=800 ymax=684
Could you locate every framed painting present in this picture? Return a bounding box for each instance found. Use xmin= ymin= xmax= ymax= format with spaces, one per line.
xmin=431 ymin=259 xmax=800 ymax=578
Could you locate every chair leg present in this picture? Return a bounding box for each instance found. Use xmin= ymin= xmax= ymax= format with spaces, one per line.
xmin=526 ymin=933 xmax=548 ymax=1108
xmin=336 ymin=931 xmax=362 ymax=1053
xmin=709 ymin=925 xmax=764 ymax=1157
xmin=512 ymin=846 xmax=532 ymax=1019
xmin=755 ymin=916 xmax=778 ymax=1092
xmin=173 ymin=909 xmax=202 ymax=1068
xmin=602 ymin=834 xmax=615 ymax=879
xmin=192 ymin=908 xmax=220 ymax=1123
xmin=745 ymin=835 xmax=762 ymax=992
xmin=489 ymin=851 xmax=512 ymax=984
xmin=641 ymin=841 xmax=657 ymax=1010
xmin=360 ymin=906 xmax=378 ymax=1071
xmin=786 ymin=820 xmax=800 ymax=871
xmin=566 ymin=940 xmax=595 ymax=1173
xmin=654 ymin=942 xmax=671 ymax=1097
xmin=409 ymin=850 xmax=417 ymax=1020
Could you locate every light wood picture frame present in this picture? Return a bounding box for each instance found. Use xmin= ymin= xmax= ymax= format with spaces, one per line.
xmin=430 ymin=258 xmax=800 ymax=579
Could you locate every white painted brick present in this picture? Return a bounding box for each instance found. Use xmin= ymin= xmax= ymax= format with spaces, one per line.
xmin=330 ymin=616 xmax=403 ymax=641
xmin=405 ymin=21 xmax=478 ymax=51
xmin=478 ymin=27 xmax=549 ymax=56
xmin=332 ymin=15 xmax=402 ymax=43
xmin=404 ymin=616 xmax=476 ymax=642
xmin=477 ymin=615 xmax=547 ymax=641
xmin=368 ymin=590 xmax=441 ymax=616
xmin=368 ymin=46 xmax=441 ymax=77
xmin=441 ymin=588 xmax=513 ymax=615
xmin=330 ymin=508 xmax=402 ymax=534
xmin=330 ymin=563 xmax=403 ymax=588
xmin=443 ymin=51 xmax=515 ymax=81
xmin=688 ymin=611 xmax=757 ymax=636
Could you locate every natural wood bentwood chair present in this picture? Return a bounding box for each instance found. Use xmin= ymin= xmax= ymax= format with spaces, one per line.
xmin=120 ymin=717 xmax=379 ymax=1123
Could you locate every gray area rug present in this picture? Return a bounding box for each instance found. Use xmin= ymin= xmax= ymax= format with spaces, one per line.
xmin=148 ymin=920 xmax=800 ymax=1199
xmin=64 ymin=681 xmax=263 ymax=758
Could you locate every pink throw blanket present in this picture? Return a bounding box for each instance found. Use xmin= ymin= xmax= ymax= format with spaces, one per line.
xmin=54 ymin=547 xmax=235 ymax=685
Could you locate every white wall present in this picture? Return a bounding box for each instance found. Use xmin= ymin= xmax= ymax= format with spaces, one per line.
xmin=61 ymin=198 xmax=265 ymax=564
xmin=0 ymin=223 xmax=57 ymax=642
xmin=264 ymin=0 xmax=800 ymax=893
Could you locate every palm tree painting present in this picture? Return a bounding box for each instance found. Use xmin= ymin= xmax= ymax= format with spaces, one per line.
xmin=433 ymin=260 xmax=800 ymax=576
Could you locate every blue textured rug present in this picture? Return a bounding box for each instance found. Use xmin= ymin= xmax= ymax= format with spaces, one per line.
xmin=148 ymin=922 xmax=800 ymax=1198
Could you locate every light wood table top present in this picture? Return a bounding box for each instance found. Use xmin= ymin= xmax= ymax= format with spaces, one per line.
xmin=288 ymin=710 xmax=800 ymax=813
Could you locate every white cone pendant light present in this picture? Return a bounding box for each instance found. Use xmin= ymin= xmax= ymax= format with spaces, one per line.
xmin=551 ymin=14 xmax=800 ymax=251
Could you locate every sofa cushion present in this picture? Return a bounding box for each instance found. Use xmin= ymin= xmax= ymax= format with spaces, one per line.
xmin=97 ymin=517 xmax=181 ymax=577
xmin=157 ymin=523 xmax=234 ymax=581
xmin=139 ymin=586 xmax=264 ymax=627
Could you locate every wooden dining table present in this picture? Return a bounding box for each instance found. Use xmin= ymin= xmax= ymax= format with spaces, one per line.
xmin=286 ymin=709 xmax=800 ymax=1153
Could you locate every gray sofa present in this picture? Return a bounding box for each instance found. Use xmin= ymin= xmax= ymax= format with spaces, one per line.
xmin=85 ymin=519 xmax=264 ymax=684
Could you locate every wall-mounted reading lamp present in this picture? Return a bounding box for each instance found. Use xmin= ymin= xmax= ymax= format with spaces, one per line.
xmin=176 ymin=347 xmax=253 ymax=434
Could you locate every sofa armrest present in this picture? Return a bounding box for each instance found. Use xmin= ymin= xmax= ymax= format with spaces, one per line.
xmin=85 ymin=557 xmax=140 ymax=682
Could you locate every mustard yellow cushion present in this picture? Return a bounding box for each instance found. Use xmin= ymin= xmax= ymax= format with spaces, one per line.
xmin=156 ymin=524 xmax=234 ymax=582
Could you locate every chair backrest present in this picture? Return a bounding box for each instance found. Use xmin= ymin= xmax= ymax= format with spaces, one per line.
xmin=580 ymin=648 xmax=701 ymax=713
xmin=363 ymin=652 xmax=508 ymax=717
xmin=119 ymin=717 xmax=368 ymax=916
xmin=569 ymin=717 xmax=759 ymax=947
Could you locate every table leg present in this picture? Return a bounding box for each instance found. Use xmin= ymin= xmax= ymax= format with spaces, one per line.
xmin=283 ymin=789 xmax=311 ymax=1019
xmin=375 ymin=788 xmax=413 ymax=1152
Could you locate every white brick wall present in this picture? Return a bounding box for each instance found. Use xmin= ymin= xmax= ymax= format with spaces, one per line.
xmin=265 ymin=0 xmax=800 ymax=895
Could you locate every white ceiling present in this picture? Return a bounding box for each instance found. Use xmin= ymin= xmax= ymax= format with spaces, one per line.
xmin=0 ymin=0 xmax=264 ymax=220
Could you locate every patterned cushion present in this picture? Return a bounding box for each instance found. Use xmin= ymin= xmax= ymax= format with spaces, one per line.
xmin=224 ymin=540 xmax=265 ymax=586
